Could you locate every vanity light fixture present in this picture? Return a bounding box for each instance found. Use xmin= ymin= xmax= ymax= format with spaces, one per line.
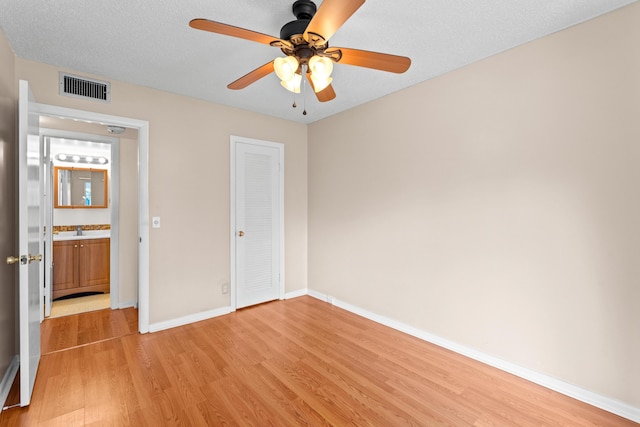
xmin=55 ymin=153 xmax=109 ymax=165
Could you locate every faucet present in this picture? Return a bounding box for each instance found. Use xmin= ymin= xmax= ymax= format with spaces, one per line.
xmin=76 ymin=225 xmax=83 ymax=236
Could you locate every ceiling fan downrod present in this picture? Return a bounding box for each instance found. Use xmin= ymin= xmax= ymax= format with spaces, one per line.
xmin=280 ymin=0 xmax=318 ymax=41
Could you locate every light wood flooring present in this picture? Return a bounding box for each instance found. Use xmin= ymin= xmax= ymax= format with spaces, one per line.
xmin=49 ymin=293 xmax=111 ymax=319
xmin=0 ymin=296 xmax=636 ymax=426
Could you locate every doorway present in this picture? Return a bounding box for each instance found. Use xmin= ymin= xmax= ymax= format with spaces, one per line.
xmin=32 ymin=102 xmax=150 ymax=333
xmin=42 ymin=128 xmax=122 ymax=319
xmin=230 ymin=135 xmax=284 ymax=309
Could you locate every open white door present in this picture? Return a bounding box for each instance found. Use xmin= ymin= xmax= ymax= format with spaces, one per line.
xmin=16 ymin=80 xmax=42 ymax=406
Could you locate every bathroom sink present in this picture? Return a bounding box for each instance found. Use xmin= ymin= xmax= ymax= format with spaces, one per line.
xmin=53 ymin=230 xmax=110 ymax=241
xmin=81 ymin=229 xmax=111 ymax=237
xmin=54 ymin=231 xmax=77 ymax=238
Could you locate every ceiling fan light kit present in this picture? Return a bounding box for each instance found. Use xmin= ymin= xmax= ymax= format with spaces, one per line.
xmin=274 ymin=55 xmax=303 ymax=92
xmin=189 ymin=0 xmax=411 ymax=113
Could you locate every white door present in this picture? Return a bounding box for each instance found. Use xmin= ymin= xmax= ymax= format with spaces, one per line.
xmin=232 ymin=137 xmax=283 ymax=309
xmin=17 ymin=80 xmax=42 ymax=406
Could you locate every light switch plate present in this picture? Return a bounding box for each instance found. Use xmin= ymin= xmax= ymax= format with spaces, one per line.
xmin=152 ymin=217 xmax=161 ymax=228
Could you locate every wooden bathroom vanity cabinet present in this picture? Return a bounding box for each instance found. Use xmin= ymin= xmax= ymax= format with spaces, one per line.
xmin=52 ymin=237 xmax=110 ymax=299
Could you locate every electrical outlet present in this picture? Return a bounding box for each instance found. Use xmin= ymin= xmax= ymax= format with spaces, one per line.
xmin=222 ymin=284 xmax=229 ymax=294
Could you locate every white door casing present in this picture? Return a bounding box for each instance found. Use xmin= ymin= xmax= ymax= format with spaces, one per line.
xmin=17 ymin=80 xmax=42 ymax=406
xmin=43 ymin=157 xmax=53 ymax=319
xmin=31 ymin=102 xmax=150 ymax=333
xmin=231 ymin=136 xmax=284 ymax=309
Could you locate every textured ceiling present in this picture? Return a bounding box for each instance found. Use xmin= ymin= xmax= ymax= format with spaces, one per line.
xmin=0 ymin=0 xmax=635 ymax=124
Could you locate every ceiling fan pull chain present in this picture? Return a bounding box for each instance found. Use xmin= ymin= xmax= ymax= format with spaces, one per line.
xmin=302 ymin=65 xmax=308 ymax=115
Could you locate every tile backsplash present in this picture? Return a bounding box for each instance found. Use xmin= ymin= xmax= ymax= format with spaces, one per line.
xmin=53 ymin=224 xmax=111 ymax=233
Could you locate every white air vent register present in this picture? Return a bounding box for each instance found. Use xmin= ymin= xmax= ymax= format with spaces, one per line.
xmin=59 ymin=72 xmax=111 ymax=102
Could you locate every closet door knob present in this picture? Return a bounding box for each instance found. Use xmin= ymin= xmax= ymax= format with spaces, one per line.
xmin=238 ymin=231 xmax=245 ymax=237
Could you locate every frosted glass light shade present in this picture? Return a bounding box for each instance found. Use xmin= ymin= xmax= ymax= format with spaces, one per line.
xmin=308 ymin=56 xmax=333 ymax=78
xmin=274 ymin=56 xmax=299 ymax=82
xmin=310 ymin=75 xmax=333 ymax=92
xmin=281 ymin=72 xmax=302 ymax=93
xmin=308 ymin=55 xmax=334 ymax=92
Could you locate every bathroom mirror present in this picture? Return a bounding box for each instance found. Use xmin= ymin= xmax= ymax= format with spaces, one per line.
xmin=54 ymin=167 xmax=108 ymax=208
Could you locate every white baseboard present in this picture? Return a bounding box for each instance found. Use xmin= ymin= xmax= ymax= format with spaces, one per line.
xmin=118 ymin=300 xmax=138 ymax=309
xmin=149 ymin=306 xmax=233 ymax=333
xmin=284 ymin=289 xmax=308 ymax=299
xmin=149 ymin=291 xmax=309 ymax=333
xmin=0 ymin=355 xmax=19 ymax=410
xmin=149 ymin=289 xmax=312 ymax=333
xmin=307 ymin=290 xmax=640 ymax=423
xmin=307 ymin=289 xmax=330 ymax=302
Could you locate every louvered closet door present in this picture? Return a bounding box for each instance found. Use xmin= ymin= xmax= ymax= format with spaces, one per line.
xmin=235 ymin=140 xmax=282 ymax=309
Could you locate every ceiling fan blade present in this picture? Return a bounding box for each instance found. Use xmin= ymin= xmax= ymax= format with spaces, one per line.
xmin=303 ymin=0 xmax=365 ymax=47
xmin=314 ymin=84 xmax=336 ymax=102
xmin=328 ymin=47 xmax=411 ymax=73
xmin=189 ymin=19 xmax=291 ymax=48
xmin=228 ymin=61 xmax=275 ymax=90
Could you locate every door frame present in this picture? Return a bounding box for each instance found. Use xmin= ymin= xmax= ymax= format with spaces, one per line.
xmin=229 ymin=135 xmax=285 ymax=311
xmin=32 ymin=102 xmax=150 ymax=333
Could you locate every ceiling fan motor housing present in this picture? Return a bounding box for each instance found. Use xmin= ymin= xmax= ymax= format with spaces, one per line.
xmin=280 ymin=0 xmax=326 ymax=65
xmin=280 ymin=0 xmax=317 ymax=40
xmin=280 ymin=19 xmax=310 ymax=41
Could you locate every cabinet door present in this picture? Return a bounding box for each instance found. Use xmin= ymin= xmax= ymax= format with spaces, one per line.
xmin=79 ymin=238 xmax=110 ymax=287
xmin=52 ymin=240 xmax=78 ymax=295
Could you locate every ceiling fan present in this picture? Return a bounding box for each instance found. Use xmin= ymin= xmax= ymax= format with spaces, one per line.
xmin=189 ymin=0 xmax=411 ymax=104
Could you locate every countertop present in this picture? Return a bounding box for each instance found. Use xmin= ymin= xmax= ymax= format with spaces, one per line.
xmin=53 ymin=230 xmax=111 ymax=241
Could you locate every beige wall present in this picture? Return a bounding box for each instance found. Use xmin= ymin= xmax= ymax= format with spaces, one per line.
xmin=0 ymin=28 xmax=17 ymax=387
xmin=15 ymin=59 xmax=308 ymax=324
xmin=308 ymin=3 xmax=640 ymax=408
